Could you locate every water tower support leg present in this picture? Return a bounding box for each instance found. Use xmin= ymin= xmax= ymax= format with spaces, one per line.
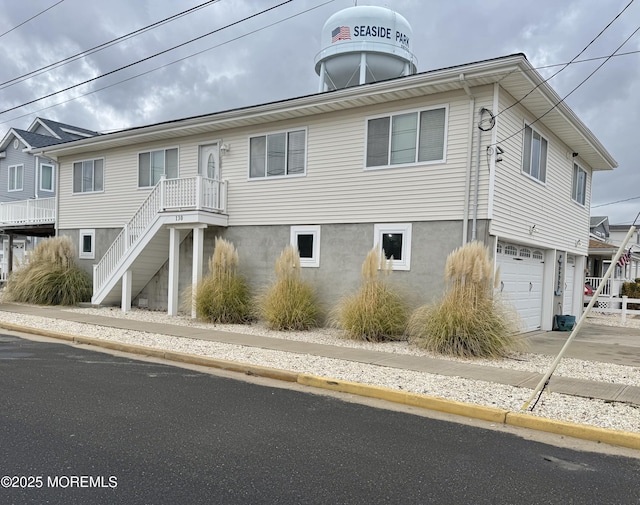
xmin=359 ymin=53 xmax=367 ymax=84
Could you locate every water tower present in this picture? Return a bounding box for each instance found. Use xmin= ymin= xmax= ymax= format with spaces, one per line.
xmin=315 ymin=5 xmax=417 ymax=92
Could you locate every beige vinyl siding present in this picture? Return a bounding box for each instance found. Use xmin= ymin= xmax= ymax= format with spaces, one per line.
xmin=58 ymin=139 xmax=199 ymax=229
xmin=225 ymin=89 xmax=492 ymax=225
xmin=489 ymin=87 xmax=591 ymax=254
xmin=58 ymin=88 xmax=495 ymax=229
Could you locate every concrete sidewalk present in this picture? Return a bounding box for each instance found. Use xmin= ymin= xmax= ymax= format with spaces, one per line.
xmin=0 ymin=302 xmax=639 ymax=407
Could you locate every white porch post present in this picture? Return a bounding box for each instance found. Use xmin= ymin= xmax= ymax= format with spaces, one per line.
xmin=191 ymin=226 xmax=205 ymax=319
xmin=168 ymin=227 xmax=180 ymax=316
xmin=121 ymin=270 xmax=132 ymax=313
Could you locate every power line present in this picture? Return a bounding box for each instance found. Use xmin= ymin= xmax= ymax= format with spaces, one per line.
xmin=495 ymin=24 xmax=640 ymax=146
xmin=592 ymin=195 xmax=640 ymax=208
xmin=0 ymin=0 xmax=64 ymax=39
xmin=494 ymin=0 xmax=635 ymax=122
xmin=0 ymin=0 xmax=338 ymax=127
xmin=0 ymin=0 xmax=221 ymax=91
xmin=0 ymin=0 xmax=293 ymax=117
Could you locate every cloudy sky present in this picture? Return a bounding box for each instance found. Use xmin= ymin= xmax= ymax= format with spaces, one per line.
xmin=1 ymin=0 xmax=639 ymax=223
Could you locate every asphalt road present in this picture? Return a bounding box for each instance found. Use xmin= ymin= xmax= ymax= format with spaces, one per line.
xmin=1 ymin=333 xmax=639 ymax=505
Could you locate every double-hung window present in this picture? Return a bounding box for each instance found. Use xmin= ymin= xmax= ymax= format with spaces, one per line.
xmin=8 ymin=164 xmax=23 ymax=191
xmin=73 ymin=159 xmax=103 ymax=193
xmin=138 ymin=148 xmax=178 ymax=187
xmin=366 ymin=106 xmax=447 ymax=168
xmin=249 ymin=129 xmax=306 ymax=178
xmin=572 ymin=163 xmax=587 ymax=205
xmin=522 ymin=125 xmax=548 ymax=183
xmin=40 ymin=163 xmax=54 ymax=192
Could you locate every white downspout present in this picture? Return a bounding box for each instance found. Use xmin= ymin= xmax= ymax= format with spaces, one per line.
xmin=34 ymin=155 xmax=39 ymax=199
xmin=471 ymin=109 xmax=483 ymax=242
xmin=460 ymin=74 xmax=475 ymax=246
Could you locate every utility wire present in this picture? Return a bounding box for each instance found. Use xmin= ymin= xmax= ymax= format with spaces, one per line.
xmin=592 ymin=195 xmax=640 ymax=208
xmin=496 ymin=25 xmax=640 ymax=146
xmin=0 ymin=0 xmax=293 ymax=117
xmin=0 ymin=0 xmax=64 ymax=39
xmin=0 ymin=0 xmax=337 ymax=127
xmin=493 ymin=0 xmax=635 ymax=122
xmin=0 ymin=0 xmax=221 ymax=91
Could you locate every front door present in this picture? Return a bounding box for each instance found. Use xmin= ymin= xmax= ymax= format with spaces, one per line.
xmin=199 ymin=144 xmax=220 ymax=179
xmin=199 ymin=144 xmax=220 ymax=209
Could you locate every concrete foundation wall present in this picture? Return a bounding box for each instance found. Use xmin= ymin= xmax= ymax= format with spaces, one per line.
xmin=134 ymin=220 xmax=490 ymax=316
xmin=59 ymin=228 xmax=121 ymax=275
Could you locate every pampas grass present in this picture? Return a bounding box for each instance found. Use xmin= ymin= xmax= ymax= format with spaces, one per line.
xmin=333 ymin=246 xmax=408 ymax=342
xmin=257 ymin=245 xmax=319 ymax=330
xmin=408 ymin=241 xmax=522 ymax=358
xmin=4 ymin=236 xmax=92 ymax=305
xmin=194 ymin=237 xmax=252 ymax=324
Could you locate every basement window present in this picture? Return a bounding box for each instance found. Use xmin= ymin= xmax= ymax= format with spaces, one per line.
xmin=290 ymin=225 xmax=320 ymax=267
xmin=79 ymin=229 xmax=95 ymax=259
xmin=374 ymin=223 xmax=412 ymax=271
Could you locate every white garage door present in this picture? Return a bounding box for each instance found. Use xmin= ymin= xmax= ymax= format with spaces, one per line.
xmin=496 ymin=243 xmax=544 ymax=332
xmin=563 ymin=255 xmax=576 ymax=316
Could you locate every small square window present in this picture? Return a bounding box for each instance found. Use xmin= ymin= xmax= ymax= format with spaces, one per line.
xmin=290 ymin=226 xmax=320 ymax=267
xmin=79 ymin=229 xmax=95 ymax=259
xmin=374 ymin=223 xmax=412 ymax=270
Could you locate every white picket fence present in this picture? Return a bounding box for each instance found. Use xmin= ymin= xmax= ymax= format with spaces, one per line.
xmin=588 ymin=295 xmax=640 ymax=323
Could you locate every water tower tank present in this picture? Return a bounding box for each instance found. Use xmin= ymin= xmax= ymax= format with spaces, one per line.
xmin=315 ymin=5 xmax=417 ymax=92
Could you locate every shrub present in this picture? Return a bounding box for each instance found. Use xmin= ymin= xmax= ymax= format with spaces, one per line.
xmin=4 ymin=236 xmax=92 ymax=305
xmin=333 ymin=247 xmax=408 ymax=342
xmin=621 ymin=279 xmax=640 ymax=310
xmin=194 ymin=237 xmax=252 ymax=324
xmin=257 ymin=245 xmax=319 ymax=330
xmin=407 ymin=241 xmax=521 ymax=358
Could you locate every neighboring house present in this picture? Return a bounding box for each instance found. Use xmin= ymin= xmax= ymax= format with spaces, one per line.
xmin=0 ymin=118 xmax=99 ymax=278
xmin=33 ymin=53 xmax=616 ymax=332
xmin=586 ymin=217 xmax=640 ymax=296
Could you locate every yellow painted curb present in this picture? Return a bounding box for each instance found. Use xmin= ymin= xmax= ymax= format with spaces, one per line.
xmin=73 ymin=335 xmax=167 ymax=359
xmin=163 ymin=350 xmax=298 ymax=382
xmin=297 ymin=374 xmax=509 ymax=423
xmin=0 ymin=321 xmax=75 ymax=342
xmin=506 ymin=412 xmax=640 ymax=451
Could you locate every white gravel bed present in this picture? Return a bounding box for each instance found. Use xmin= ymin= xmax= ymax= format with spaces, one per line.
xmin=63 ymin=307 xmax=640 ymax=387
xmin=1 ymin=308 xmax=639 ymax=434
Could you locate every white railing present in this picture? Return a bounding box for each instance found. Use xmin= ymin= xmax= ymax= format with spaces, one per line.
xmin=588 ymin=295 xmax=640 ymax=323
xmin=93 ymin=176 xmax=226 ymax=294
xmin=0 ymin=197 xmax=56 ymax=225
xmin=586 ymin=276 xmax=612 ymax=296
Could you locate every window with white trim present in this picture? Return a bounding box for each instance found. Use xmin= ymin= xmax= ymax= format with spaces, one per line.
xmin=249 ymin=129 xmax=306 ymax=178
xmin=40 ymin=163 xmax=54 ymax=192
xmin=73 ymin=159 xmax=104 ymax=193
xmin=79 ymin=229 xmax=95 ymax=259
xmin=373 ymin=223 xmax=412 ymax=271
xmin=138 ymin=148 xmax=178 ymax=187
xmin=572 ymin=163 xmax=587 ymax=205
xmin=290 ymin=225 xmax=320 ymax=267
xmin=366 ymin=106 xmax=447 ymax=168
xmin=522 ymin=124 xmax=548 ymax=182
xmin=8 ymin=164 xmax=23 ymax=191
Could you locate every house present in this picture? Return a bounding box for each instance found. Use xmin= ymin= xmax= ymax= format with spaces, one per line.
xmin=32 ymin=53 xmax=616 ymax=332
xmin=0 ymin=118 xmax=99 ymax=277
xmin=586 ymin=217 xmax=640 ymax=296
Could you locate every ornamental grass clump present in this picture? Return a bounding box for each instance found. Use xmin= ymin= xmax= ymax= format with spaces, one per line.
xmin=408 ymin=241 xmax=521 ymax=358
xmin=333 ymin=246 xmax=408 ymax=342
xmin=257 ymin=245 xmax=319 ymax=330
xmin=194 ymin=237 xmax=252 ymax=324
xmin=4 ymin=236 xmax=92 ymax=306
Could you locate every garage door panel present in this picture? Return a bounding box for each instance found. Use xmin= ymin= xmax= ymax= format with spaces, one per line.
xmin=497 ymin=244 xmax=544 ymax=332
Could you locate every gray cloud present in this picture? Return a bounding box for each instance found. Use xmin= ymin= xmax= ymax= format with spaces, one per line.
xmin=1 ymin=0 xmax=638 ymax=222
